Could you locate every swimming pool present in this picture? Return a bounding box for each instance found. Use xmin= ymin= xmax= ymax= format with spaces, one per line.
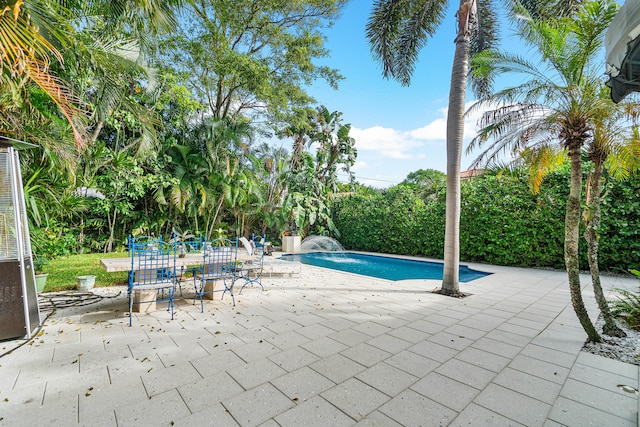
xmin=279 ymin=252 xmax=490 ymax=282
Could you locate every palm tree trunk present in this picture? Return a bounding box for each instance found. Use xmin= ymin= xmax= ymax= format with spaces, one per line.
xmin=584 ymin=161 xmax=625 ymax=337
xmin=566 ymin=144 xmax=601 ymax=342
xmin=441 ymin=0 xmax=472 ymax=296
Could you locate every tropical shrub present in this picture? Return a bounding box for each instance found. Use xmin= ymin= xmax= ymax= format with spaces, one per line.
xmin=334 ymin=167 xmax=640 ymax=272
xmin=609 ymin=269 xmax=640 ymax=331
xmin=460 ymin=173 xmax=567 ymax=268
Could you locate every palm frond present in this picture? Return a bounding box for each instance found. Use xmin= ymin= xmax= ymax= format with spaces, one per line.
xmin=470 ymin=0 xmax=498 ymax=96
xmin=520 ymin=145 xmax=566 ymax=192
xmin=467 ymin=100 xmax=561 ymax=169
xmin=367 ymin=0 xmax=446 ymax=86
xmin=515 ymin=0 xmax=583 ymax=20
xmin=26 ymin=58 xmax=88 ymax=148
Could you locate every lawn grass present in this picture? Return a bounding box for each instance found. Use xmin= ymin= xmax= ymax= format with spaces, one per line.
xmin=43 ymin=252 xmax=129 ymax=292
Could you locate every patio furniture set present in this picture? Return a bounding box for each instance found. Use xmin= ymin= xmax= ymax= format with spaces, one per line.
xmin=108 ymin=234 xmax=267 ymax=326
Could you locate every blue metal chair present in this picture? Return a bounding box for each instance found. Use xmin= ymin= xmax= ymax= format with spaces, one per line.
xmin=238 ymin=234 xmax=266 ymax=294
xmin=174 ymin=234 xmax=203 ymax=296
xmin=128 ymin=235 xmax=177 ymax=326
xmin=192 ymin=237 xmax=239 ymax=311
xmin=130 ymin=235 xmax=162 ymax=250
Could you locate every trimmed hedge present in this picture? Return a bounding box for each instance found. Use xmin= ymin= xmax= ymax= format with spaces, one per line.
xmin=333 ymin=168 xmax=640 ymax=272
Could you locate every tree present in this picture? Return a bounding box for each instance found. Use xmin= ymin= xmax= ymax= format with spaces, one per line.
xmin=283 ymin=105 xmax=357 ymax=236
xmin=158 ymin=0 xmax=345 ymax=128
xmin=467 ymin=0 xmax=619 ymax=342
xmin=0 ymin=0 xmax=85 ymax=146
xmin=366 ymin=0 xmax=581 ymax=296
xmin=249 ymin=143 xmax=291 ymax=234
xmin=309 ymin=106 xmax=357 ymax=186
xmin=61 ymin=0 xmax=187 ymax=156
xmin=367 ymin=0 xmax=499 ymax=296
xmin=580 ymin=89 xmax=640 ymax=337
xmin=402 ymin=169 xmax=447 ymax=201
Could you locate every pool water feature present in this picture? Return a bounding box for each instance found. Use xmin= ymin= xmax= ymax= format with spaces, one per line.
xmin=300 ymin=235 xmax=344 ymax=251
xmin=279 ymin=252 xmax=490 ymax=282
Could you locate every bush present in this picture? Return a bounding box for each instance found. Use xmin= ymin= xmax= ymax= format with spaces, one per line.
xmin=609 ymin=269 xmax=640 ymax=331
xmin=334 ymin=168 xmax=640 ymax=272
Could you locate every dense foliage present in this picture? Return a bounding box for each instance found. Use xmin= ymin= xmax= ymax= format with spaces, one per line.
xmin=0 ymin=0 xmax=355 ymax=259
xmin=334 ymin=167 xmax=640 ymax=273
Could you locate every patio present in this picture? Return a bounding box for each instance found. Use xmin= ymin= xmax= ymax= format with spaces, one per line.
xmin=0 ymin=256 xmax=638 ymax=426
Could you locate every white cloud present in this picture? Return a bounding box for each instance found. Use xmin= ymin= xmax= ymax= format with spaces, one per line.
xmin=339 ymin=100 xmax=506 ymax=187
xmin=350 ymin=101 xmax=486 ymax=161
xmin=350 ymin=126 xmax=422 ymax=159
xmin=409 ymin=118 xmax=447 ymax=140
xmin=409 ymin=101 xmax=484 ymax=141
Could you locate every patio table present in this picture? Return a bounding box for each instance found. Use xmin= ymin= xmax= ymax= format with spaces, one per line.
xmin=100 ymin=252 xmax=207 ymax=272
xmin=100 ymin=252 xmax=252 ymax=311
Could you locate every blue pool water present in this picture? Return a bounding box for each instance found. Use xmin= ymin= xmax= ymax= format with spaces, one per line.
xmin=279 ymin=252 xmax=490 ymax=282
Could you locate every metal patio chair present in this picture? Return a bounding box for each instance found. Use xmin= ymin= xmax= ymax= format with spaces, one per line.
xmin=238 ymin=234 xmax=266 ymax=294
xmin=127 ymin=235 xmax=177 ymax=326
xmin=192 ymin=237 xmax=239 ymax=310
xmin=172 ymin=234 xmax=203 ymax=296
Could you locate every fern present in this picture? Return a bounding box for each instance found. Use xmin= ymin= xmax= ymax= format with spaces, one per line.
xmin=609 ymin=269 xmax=640 ymax=331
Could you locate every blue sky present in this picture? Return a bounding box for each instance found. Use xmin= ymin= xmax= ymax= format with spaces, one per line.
xmin=298 ymin=1 xmax=515 ymax=187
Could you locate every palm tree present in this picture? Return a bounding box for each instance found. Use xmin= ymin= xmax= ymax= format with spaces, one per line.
xmin=1 ymin=0 xmax=185 ymax=150
xmin=467 ymin=0 xmax=619 ymax=342
xmin=311 ymin=106 xmax=357 ymax=187
xmin=249 ymin=143 xmax=290 ymax=234
xmin=0 ymin=0 xmax=84 ymax=146
xmin=366 ymin=0 xmax=575 ymax=295
xmin=367 ymin=0 xmax=491 ymax=296
xmin=61 ymin=0 xmax=187 ymax=155
xmin=581 ymin=90 xmax=640 ymax=337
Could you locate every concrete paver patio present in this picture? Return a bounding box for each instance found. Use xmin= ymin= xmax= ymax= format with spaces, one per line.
xmin=1 ymin=256 xmax=638 ymax=426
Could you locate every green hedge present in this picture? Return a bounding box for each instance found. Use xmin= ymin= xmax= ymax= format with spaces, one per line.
xmin=334 ymin=168 xmax=640 ymax=272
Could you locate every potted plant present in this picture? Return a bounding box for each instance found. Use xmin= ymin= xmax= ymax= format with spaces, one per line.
xmin=33 ymin=256 xmax=49 ymax=292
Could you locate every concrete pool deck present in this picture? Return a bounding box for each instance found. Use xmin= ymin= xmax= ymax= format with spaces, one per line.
xmin=1 ymin=255 xmax=638 ymax=426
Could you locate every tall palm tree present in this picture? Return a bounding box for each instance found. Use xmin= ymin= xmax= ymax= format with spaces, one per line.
xmin=367 ymin=0 xmax=495 ymax=296
xmin=467 ymin=0 xmax=619 ymax=342
xmin=366 ymin=0 xmax=575 ymax=295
